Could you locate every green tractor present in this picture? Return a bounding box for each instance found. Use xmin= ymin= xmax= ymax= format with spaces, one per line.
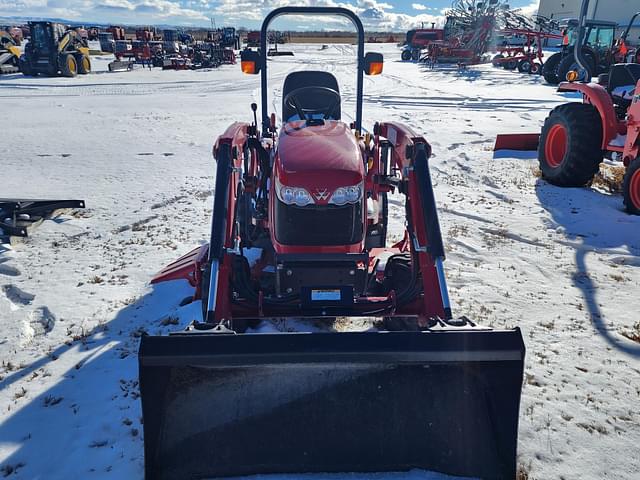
xmin=543 ymin=13 xmax=640 ymax=85
xmin=20 ymin=21 xmax=91 ymax=77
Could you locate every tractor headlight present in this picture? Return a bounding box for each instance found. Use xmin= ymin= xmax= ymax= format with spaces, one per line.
xmin=329 ymin=182 xmax=363 ymax=206
xmin=293 ymin=188 xmax=312 ymax=206
xmin=276 ymin=179 xmax=314 ymax=207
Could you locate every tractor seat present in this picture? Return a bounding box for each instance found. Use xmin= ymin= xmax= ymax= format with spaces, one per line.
xmin=608 ymin=63 xmax=640 ymax=109
xmin=282 ymin=71 xmax=341 ymax=122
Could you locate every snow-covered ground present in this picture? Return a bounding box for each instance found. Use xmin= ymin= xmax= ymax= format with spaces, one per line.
xmin=1 ymin=44 xmax=639 ymax=480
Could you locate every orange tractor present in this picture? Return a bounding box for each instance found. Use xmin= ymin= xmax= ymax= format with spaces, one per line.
xmin=496 ymin=0 xmax=640 ymax=214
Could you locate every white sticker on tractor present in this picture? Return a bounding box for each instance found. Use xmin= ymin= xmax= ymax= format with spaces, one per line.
xmin=311 ymin=289 xmax=341 ymax=301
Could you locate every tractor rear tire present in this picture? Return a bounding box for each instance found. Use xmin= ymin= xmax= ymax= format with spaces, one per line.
xmin=503 ymin=59 xmax=518 ymax=70
xmin=542 ymin=52 xmax=562 ymax=84
xmin=401 ymin=49 xmax=411 ymax=61
xmin=492 ymin=53 xmax=504 ymax=67
xmin=411 ymin=49 xmax=420 ymax=61
xmin=557 ymin=52 xmax=595 ymax=83
xmin=19 ymin=58 xmax=33 ymax=76
xmin=60 ymin=54 xmax=77 ymax=77
xmin=538 ymin=103 xmax=603 ymax=187
xmin=622 ymin=157 xmax=640 ymax=215
xmin=77 ymin=55 xmax=91 ymax=74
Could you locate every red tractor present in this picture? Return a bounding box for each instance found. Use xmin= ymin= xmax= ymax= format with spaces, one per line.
xmin=138 ymin=6 xmax=525 ymax=480
xmin=496 ymin=0 xmax=640 ymax=214
xmin=537 ymin=64 xmax=640 ymax=214
xmin=401 ymin=26 xmax=444 ymax=61
xmin=245 ymin=30 xmax=260 ymax=47
xmin=106 ymin=25 xmax=125 ymax=41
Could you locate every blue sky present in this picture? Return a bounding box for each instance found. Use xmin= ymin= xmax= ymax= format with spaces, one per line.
xmin=0 ymin=1 xmax=539 ymax=30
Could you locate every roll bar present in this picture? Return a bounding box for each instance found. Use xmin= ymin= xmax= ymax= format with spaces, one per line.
xmin=621 ymin=12 xmax=640 ymax=43
xmin=259 ymin=7 xmax=365 ymax=133
xmin=573 ymin=0 xmax=591 ymax=75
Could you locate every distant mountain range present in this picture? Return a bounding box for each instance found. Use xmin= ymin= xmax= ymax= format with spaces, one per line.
xmin=0 ymin=15 xmax=212 ymax=30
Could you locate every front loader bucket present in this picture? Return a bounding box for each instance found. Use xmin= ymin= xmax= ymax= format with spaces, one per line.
xmin=139 ymin=328 xmax=525 ymax=480
xmin=494 ymin=133 xmax=540 ymax=151
xmin=108 ymin=60 xmax=133 ymax=72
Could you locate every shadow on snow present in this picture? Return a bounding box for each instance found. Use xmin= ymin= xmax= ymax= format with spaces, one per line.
xmin=535 ymin=178 xmax=640 ymax=358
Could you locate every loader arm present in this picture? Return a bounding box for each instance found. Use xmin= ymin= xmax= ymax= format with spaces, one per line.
xmin=376 ymin=122 xmax=449 ymax=320
xmin=59 ymin=30 xmax=89 ymax=57
xmin=206 ymin=122 xmax=251 ymax=324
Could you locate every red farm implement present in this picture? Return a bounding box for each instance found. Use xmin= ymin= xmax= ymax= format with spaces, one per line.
xmin=492 ymin=28 xmax=563 ymax=74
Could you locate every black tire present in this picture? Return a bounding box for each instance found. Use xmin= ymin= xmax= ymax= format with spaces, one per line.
xmin=622 ymin=158 xmax=640 ymax=215
xmin=542 ymin=52 xmax=563 ymax=84
xmin=538 ymin=103 xmax=603 ymax=187
xmin=411 ymin=48 xmax=420 ymax=61
xmin=492 ymin=53 xmax=504 ymax=67
xmin=401 ymin=49 xmax=411 ymax=61
xmin=529 ymin=62 xmax=541 ymax=75
xmin=517 ymin=59 xmax=531 ymax=73
xmin=60 ymin=53 xmax=77 ymax=77
xmin=19 ymin=57 xmax=33 ymax=76
xmin=77 ymin=54 xmax=91 ymax=74
xmin=557 ymin=52 xmax=595 ymax=83
xmin=503 ymin=58 xmax=518 ymax=70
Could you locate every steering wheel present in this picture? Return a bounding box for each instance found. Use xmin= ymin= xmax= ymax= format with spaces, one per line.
xmin=283 ymin=86 xmax=341 ymax=122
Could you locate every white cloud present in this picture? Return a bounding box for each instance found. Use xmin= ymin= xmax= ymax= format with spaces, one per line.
xmin=412 ymin=3 xmax=427 ymax=11
xmin=518 ymin=0 xmax=539 ymax=17
xmin=0 ymin=0 xmax=445 ymax=30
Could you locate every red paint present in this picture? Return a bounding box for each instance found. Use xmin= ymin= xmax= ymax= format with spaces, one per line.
xmin=153 ymin=114 xmax=448 ymax=322
xmin=558 ymin=82 xmax=620 ymax=148
xmin=630 ymin=169 xmax=640 ymax=210
xmin=276 ymin=120 xmax=364 ymax=191
xmin=545 ymin=124 xmax=568 ymax=168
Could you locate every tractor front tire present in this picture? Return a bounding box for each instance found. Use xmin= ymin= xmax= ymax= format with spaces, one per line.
xmin=60 ymin=54 xmax=77 ymax=77
xmin=538 ymin=103 xmax=603 ymax=187
xmin=622 ymin=158 xmax=640 ymax=215
xmin=557 ymin=52 xmax=595 ymax=83
xmin=542 ymin=52 xmax=562 ymax=84
xmin=19 ymin=58 xmax=33 ymax=76
xmin=77 ymin=54 xmax=91 ymax=74
xmin=492 ymin=53 xmax=504 ymax=67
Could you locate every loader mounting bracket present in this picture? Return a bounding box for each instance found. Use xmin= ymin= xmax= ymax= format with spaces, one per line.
xmin=0 ymin=198 xmax=85 ymax=241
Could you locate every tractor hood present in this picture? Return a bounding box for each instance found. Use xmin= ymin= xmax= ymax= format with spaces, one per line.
xmin=275 ymin=120 xmax=364 ymax=195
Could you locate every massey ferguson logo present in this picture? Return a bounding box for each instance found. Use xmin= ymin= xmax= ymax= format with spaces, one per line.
xmin=314 ymin=188 xmax=329 ymax=201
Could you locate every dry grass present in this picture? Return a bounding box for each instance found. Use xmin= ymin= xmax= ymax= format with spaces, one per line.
xmin=621 ymin=322 xmax=640 ymax=344
xmin=530 ymin=165 xmax=542 ymax=178
xmin=592 ymin=164 xmax=625 ymax=192
xmin=448 ymin=224 xmax=469 ymax=237
xmin=517 ymin=462 xmax=533 ymax=480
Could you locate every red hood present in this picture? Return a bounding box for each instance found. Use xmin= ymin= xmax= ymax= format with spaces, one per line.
xmin=275 ymin=120 xmax=364 ymax=193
